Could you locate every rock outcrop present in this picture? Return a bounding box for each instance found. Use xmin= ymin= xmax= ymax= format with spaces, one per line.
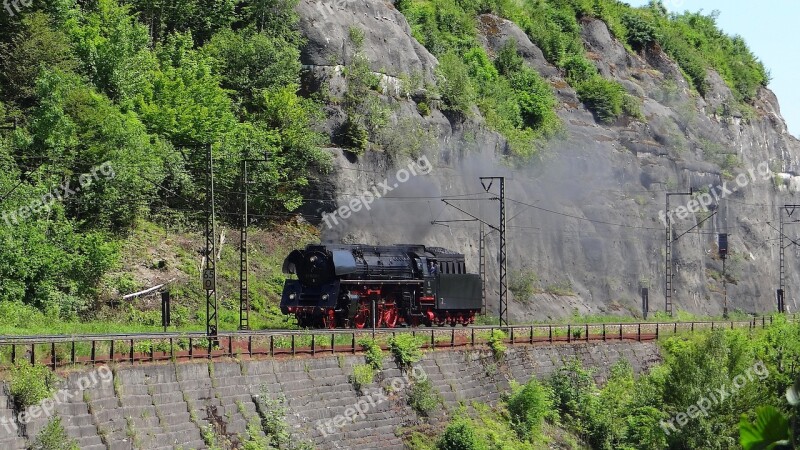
xmin=296 ymin=1 xmax=800 ymax=321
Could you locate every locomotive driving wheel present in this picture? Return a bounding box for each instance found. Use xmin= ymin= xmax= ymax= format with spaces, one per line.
xmin=382 ymin=307 xmax=398 ymax=328
xmin=322 ymin=309 xmax=336 ymax=329
xmin=353 ymin=305 xmax=370 ymax=329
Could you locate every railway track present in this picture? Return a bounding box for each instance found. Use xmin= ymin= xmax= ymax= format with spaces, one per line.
xmin=0 ymin=315 xmax=793 ymax=370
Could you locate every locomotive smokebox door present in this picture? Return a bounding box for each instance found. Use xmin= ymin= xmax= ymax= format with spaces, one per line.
xmin=436 ymin=274 xmax=482 ymax=310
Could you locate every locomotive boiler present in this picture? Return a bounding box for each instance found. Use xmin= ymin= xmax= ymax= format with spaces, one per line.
xmin=280 ymin=244 xmax=482 ymax=328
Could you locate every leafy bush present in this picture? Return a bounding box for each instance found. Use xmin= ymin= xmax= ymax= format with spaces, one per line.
xmin=350 ymin=364 xmax=375 ymax=391
xmin=463 ymin=47 xmax=498 ymax=84
xmin=562 ymin=54 xmax=598 ymax=85
xmin=30 ymin=417 xmax=79 ymax=450
xmin=358 ymin=337 xmax=384 ymax=370
xmin=436 ymin=419 xmax=487 ymax=450
xmin=508 ymin=270 xmax=538 ymax=302
xmin=340 ymin=116 xmax=368 ymax=152
xmin=408 ymin=378 xmax=440 ymax=416
xmin=388 ymin=334 xmax=425 ymax=368
xmin=622 ymin=11 xmax=659 ymax=51
xmin=506 ymin=378 xmax=553 ymax=440
xmin=509 ymin=68 xmax=559 ymax=132
xmin=9 ymin=361 xmax=56 ymax=409
xmin=575 ymin=77 xmax=626 ymax=123
xmin=436 ymin=51 xmax=475 ymax=115
xmin=487 ymin=329 xmax=507 ymax=360
xmin=494 ymin=39 xmax=523 ymax=76
xmin=549 ymin=359 xmax=598 ymax=421
xmin=544 ymin=279 xmax=575 ymax=296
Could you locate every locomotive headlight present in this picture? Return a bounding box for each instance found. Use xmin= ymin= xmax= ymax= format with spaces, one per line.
xmin=322 ymin=294 xmax=329 ymax=301
xmin=289 ymin=293 xmax=296 ymax=300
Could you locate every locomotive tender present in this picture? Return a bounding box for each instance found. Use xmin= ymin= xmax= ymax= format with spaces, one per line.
xmin=280 ymin=244 xmax=482 ymax=328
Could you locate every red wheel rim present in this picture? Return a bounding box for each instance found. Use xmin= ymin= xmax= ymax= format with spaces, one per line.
xmin=324 ymin=310 xmax=336 ymax=329
xmin=384 ymin=309 xmax=397 ymax=328
xmin=354 ymin=309 xmax=368 ymax=329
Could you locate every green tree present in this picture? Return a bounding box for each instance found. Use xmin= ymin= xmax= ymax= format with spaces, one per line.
xmin=205 ymin=28 xmax=300 ymax=110
xmin=137 ymin=32 xmax=236 ymax=145
xmin=0 ymin=12 xmax=77 ymax=107
xmin=67 ymin=0 xmax=155 ymax=104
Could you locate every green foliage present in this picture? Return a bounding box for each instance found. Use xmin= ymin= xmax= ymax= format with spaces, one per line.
xmin=435 ymin=51 xmax=475 ymax=115
xmin=204 ymin=28 xmax=300 ymax=109
xmin=0 ymin=12 xmax=78 ymax=106
xmin=341 ymin=116 xmax=368 ymax=153
xmin=509 ymin=269 xmax=539 ymax=302
xmin=486 ymin=329 xmax=507 ymax=360
xmin=137 ymin=32 xmax=236 ymax=145
xmin=510 ymin=68 xmax=560 ymax=132
xmin=622 ymin=11 xmax=659 ymax=51
xmin=494 ymin=39 xmax=523 ymax=77
xmin=252 ymin=390 xmax=293 ymax=449
xmin=350 ymin=364 xmax=375 ymax=391
xmin=31 ymin=417 xmax=79 ymax=450
xmin=575 ymin=77 xmax=626 ymax=123
xmin=590 ymin=1 xmax=769 ymax=102
xmin=408 ymin=378 xmax=440 ymax=417
xmin=388 ymin=334 xmax=425 ymax=369
xmin=348 ymin=26 xmax=365 ymax=49
xmin=359 ymin=337 xmax=384 ymax=371
xmin=562 ymin=54 xmax=597 ymax=85
xmin=506 ymin=378 xmax=553 ymax=440
xmin=421 ymin=322 xmax=800 ymax=448
xmin=9 ymin=361 xmax=56 ymax=409
xmin=398 ymin=0 xmax=563 ymax=158
xmin=544 ymin=280 xmax=575 ymax=296
xmin=437 ymin=419 xmax=487 ymax=450
xmin=739 ymin=406 xmax=792 ymax=450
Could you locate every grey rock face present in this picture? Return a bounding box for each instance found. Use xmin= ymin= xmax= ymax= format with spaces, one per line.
xmin=296 ymin=0 xmax=437 ymax=80
xmin=297 ymin=3 xmax=800 ymax=321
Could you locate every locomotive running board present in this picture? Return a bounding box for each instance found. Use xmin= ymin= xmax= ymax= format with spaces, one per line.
xmin=340 ymin=280 xmax=424 ymax=285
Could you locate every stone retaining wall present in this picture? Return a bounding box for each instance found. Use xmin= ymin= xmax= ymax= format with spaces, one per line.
xmin=0 ymin=341 xmax=661 ymax=449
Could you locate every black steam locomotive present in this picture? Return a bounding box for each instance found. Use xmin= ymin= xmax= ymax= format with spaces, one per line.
xmin=280 ymin=244 xmax=482 ymax=328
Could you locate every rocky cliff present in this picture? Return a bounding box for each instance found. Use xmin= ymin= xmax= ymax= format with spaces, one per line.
xmin=295 ymin=0 xmax=800 ymax=321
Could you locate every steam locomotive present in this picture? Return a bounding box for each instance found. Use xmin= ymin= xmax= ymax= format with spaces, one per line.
xmin=280 ymin=244 xmax=482 ymax=328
